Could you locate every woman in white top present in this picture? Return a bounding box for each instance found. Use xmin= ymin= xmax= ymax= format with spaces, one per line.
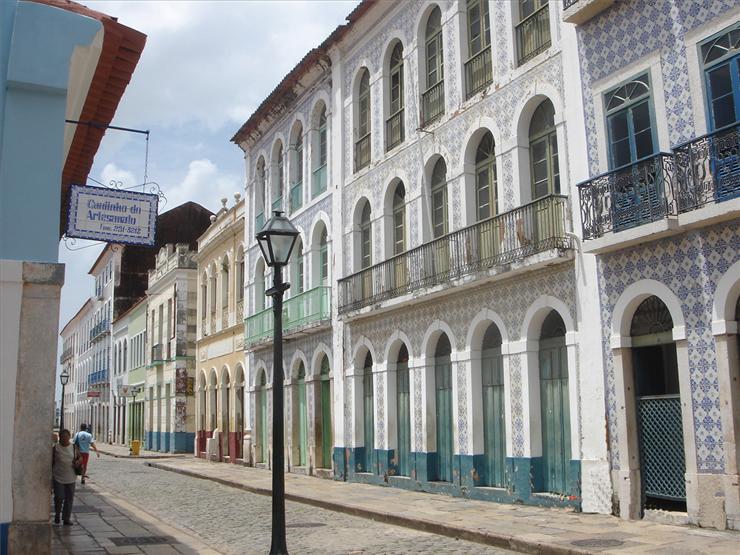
xmin=52 ymin=429 xmax=78 ymax=525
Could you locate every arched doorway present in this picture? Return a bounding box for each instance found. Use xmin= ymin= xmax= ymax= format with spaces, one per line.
xmin=434 ymin=334 xmax=453 ymax=482
xmin=539 ymin=310 xmax=571 ymax=495
xmin=396 ymin=345 xmax=411 ymax=476
xmin=631 ymin=296 xmax=685 ymax=511
xmin=256 ymin=370 xmax=268 ymax=464
xmin=235 ymin=366 xmax=245 ymax=461
xmin=481 ymin=323 xmax=505 ymax=487
xmin=297 ymin=362 xmax=308 ymax=467
xmin=362 ymin=352 xmax=375 ymax=473
xmin=318 ymin=356 xmax=332 ymax=469
xmin=209 ymin=370 xmax=217 ymax=433
xmin=221 ymin=369 xmax=230 ymax=459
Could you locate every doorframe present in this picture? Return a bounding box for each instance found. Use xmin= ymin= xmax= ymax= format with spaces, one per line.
xmin=610 ymin=279 xmax=696 ymax=520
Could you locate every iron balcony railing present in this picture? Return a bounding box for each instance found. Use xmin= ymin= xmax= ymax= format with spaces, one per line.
xmin=312 ymin=164 xmax=327 ymax=197
xmin=578 ymin=153 xmax=677 ymax=240
xmin=563 ymin=0 xmax=579 ymax=9
xmin=673 ymin=125 xmax=740 ymax=213
xmin=272 ymin=196 xmax=283 ymax=212
xmin=355 ymin=134 xmax=371 ymax=172
xmin=88 ymin=368 xmax=109 ymax=386
xmin=290 ymin=181 xmax=303 ymax=213
xmin=245 ymin=285 xmax=331 ymax=348
xmin=338 ymin=194 xmax=571 ymax=313
xmin=421 ymin=80 xmax=445 ymax=126
xmin=60 ymin=346 xmax=74 ymax=363
xmin=255 ymin=210 xmax=265 ymax=232
xmin=386 ymin=109 xmax=405 ymax=151
xmin=465 ymin=46 xmax=493 ymax=99
xmin=90 ymin=320 xmax=110 ymax=342
xmin=516 ymin=4 xmax=551 ymax=66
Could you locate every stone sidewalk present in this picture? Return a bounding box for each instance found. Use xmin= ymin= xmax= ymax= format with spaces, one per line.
xmin=96 ymin=443 xmax=187 ymax=459
xmin=148 ymin=457 xmax=739 ymax=555
xmin=52 ymin=481 xmax=219 ymax=554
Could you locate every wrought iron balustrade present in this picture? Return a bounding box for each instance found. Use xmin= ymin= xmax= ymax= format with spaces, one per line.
xmin=244 ymin=286 xmax=331 ymax=348
xmin=421 ymin=80 xmax=445 ymax=126
xmin=338 ymin=194 xmax=571 ymax=313
xmin=312 ymin=165 xmax=327 ymax=197
xmin=563 ymin=0 xmax=579 ymax=9
xmin=578 ymin=153 xmax=677 ymax=240
xmin=673 ymin=125 xmax=740 ymax=213
xmin=255 ymin=211 xmax=265 ymax=232
xmin=290 ymin=181 xmax=303 ymax=213
xmin=516 ymin=4 xmax=551 ymax=66
xmin=60 ymin=347 xmax=74 ymax=363
xmin=465 ymin=46 xmax=492 ymax=99
xmin=355 ymin=134 xmax=371 ymax=172
xmin=90 ymin=320 xmax=110 ymax=342
xmin=386 ymin=109 xmax=405 ymax=151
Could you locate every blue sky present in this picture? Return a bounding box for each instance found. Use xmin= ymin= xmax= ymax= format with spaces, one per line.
xmin=57 ymin=0 xmax=358 ymax=333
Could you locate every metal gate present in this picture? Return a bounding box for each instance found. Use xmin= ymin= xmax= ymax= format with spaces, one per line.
xmin=637 ymin=394 xmax=686 ymax=501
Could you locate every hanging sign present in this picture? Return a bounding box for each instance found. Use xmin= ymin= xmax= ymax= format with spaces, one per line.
xmin=87 ymin=390 xmax=101 ymax=398
xmin=67 ymin=184 xmax=158 ymax=246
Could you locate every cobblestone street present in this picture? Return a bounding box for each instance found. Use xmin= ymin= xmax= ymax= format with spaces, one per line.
xmin=76 ymin=455 xmax=512 ymax=554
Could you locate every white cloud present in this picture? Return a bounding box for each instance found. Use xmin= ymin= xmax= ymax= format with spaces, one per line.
xmin=99 ymin=162 xmax=137 ymax=189
xmin=162 ymin=158 xmax=241 ymax=214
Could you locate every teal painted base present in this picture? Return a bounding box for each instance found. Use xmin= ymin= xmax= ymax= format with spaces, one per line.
xmin=172 ymin=432 xmax=194 ymax=453
xmin=333 ymin=447 xmax=347 ymax=481
xmin=341 ymin=450 xmax=581 ymax=510
xmin=145 ymin=431 xmax=193 ymax=453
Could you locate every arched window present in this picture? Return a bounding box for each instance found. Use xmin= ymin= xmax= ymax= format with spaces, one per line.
xmin=360 ymin=202 xmax=372 ymax=269
xmin=290 ymin=123 xmax=303 ymax=213
xmin=221 ymin=257 xmax=229 ymax=313
xmin=422 ymin=7 xmax=445 ymax=125
xmin=256 ymin=370 xmax=268 ymax=463
xmin=296 ymin=362 xmax=308 ymax=466
xmin=393 ymin=182 xmax=406 ymax=254
xmin=209 ymin=265 xmax=217 ymax=318
xmin=475 ymin=131 xmax=497 ymax=220
xmin=236 ymin=248 xmax=245 ymax=302
xmin=480 ymin=323 xmax=504 ymax=487
xmin=434 ymin=333 xmax=453 ymax=481
xmin=386 ymin=42 xmax=405 ymax=151
xmin=465 ymin=0 xmax=492 ymax=97
xmin=274 ymin=143 xmax=284 ymax=210
xmin=255 ymin=157 xmax=266 ymax=231
xmin=431 ymin=158 xmax=448 ymax=238
xmin=355 ymin=70 xmax=371 ymax=172
xmin=319 ymin=227 xmax=329 ymax=285
xmin=312 ymin=107 xmax=328 ymax=197
xmin=318 ymin=355 xmax=332 ymax=468
xmin=254 ymin=258 xmax=266 ymax=312
xmin=291 ymin=239 xmax=304 ymax=295
xmin=395 ymin=345 xmax=411 ymax=476
xmin=529 ymin=99 xmax=559 ymax=199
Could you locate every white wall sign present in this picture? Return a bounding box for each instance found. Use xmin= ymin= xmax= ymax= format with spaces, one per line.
xmin=67 ymin=184 xmax=158 ymax=246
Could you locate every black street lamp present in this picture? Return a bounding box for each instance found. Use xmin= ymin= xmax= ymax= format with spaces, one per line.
xmin=59 ymin=369 xmax=70 ymax=431
xmin=256 ymin=210 xmax=299 ymax=555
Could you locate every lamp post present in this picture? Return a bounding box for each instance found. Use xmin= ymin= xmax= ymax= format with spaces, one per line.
xmin=59 ymin=369 xmax=70 ymax=431
xmin=256 ymin=210 xmax=299 ymax=555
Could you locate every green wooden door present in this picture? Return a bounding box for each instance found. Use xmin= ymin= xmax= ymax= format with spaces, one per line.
xmin=435 ymin=337 xmax=453 ymax=482
xmin=320 ymin=358 xmax=332 ymax=468
xmin=482 ymin=346 xmax=505 ymax=487
xmin=258 ymin=386 xmax=268 ymax=463
xmin=363 ymin=353 xmax=375 ymax=472
xmin=298 ymin=369 xmax=308 ymax=466
xmin=539 ymin=338 xmax=570 ymax=494
xmin=396 ymin=356 xmax=411 ymax=476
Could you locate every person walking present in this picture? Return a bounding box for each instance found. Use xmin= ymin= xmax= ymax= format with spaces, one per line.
xmin=52 ymin=429 xmax=78 ymax=525
xmin=72 ymin=423 xmax=99 ymax=484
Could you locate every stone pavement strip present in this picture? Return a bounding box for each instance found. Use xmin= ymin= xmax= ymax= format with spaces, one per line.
xmin=148 ymin=457 xmax=739 ymax=555
xmin=52 ymin=482 xmax=220 ymax=555
xmin=97 ymin=443 xmax=188 ymax=460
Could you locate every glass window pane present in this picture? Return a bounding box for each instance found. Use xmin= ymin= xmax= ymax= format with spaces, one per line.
xmin=608 ymin=112 xmax=629 ymax=142
xmin=611 ymin=138 xmax=632 ymax=168
xmin=634 ymin=129 xmax=654 ymax=160
xmin=631 ymin=101 xmax=652 ymax=134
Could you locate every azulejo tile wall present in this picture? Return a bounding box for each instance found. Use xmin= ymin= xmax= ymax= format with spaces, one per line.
xmin=577 ymin=0 xmax=738 ymax=175
xmin=599 ymin=220 xmax=739 ymax=473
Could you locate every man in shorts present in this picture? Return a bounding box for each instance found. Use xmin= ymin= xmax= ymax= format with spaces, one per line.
xmin=72 ymin=424 xmax=99 ymax=484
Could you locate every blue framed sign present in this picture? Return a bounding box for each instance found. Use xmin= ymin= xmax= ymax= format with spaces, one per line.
xmin=67 ymin=184 xmax=158 ymax=246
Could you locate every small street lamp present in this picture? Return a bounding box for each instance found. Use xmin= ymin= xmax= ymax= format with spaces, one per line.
xmin=256 ymin=210 xmax=299 ymax=555
xmin=59 ymin=369 xmax=70 ymax=431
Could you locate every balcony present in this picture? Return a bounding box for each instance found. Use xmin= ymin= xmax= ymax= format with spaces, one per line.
xmin=255 ymin=210 xmax=265 ymax=232
xmin=579 ymin=126 xmax=740 ymax=245
xmin=290 ymin=181 xmax=303 ymax=213
xmin=578 ymin=153 xmax=676 ymax=241
xmin=421 ymin=80 xmax=445 ymax=127
xmin=673 ymin=125 xmax=740 ymax=213
xmin=89 ymin=320 xmax=109 ymax=342
xmin=562 ymin=0 xmax=616 ymax=25
xmin=355 ymin=134 xmax=371 ymax=172
xmin=465 ymin=46 xmax=492 ymax=99
xmin=245 ymin=285 xmax=331 ymax=349
xmin=88 ymin=368 xmax=109 ymax=386
xmin=312 ymin=165 xmax=327 ymax=197
xmin=516 ymin=4 xmax=551 ymax=66
xmin=338 ymin=194 xmax=572 ymax=314
xmin=386 ymin=109 xmax=404 ymax=152
xmin=60 ymin=346 xmax=74 ymax=363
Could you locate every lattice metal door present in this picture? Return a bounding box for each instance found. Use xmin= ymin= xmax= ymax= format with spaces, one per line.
xmin=637 ymin=395 xmax=686 ymax=501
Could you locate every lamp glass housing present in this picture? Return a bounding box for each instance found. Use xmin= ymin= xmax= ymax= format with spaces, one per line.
xmin=60 ymin=369 xmax=70 ymax=386
xmin=256 ymin=211 xmax=299 ymax=267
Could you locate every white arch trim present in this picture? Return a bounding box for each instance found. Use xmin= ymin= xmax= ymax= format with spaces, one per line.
xmin=252 ymin=360 xmax=269 ymax=388
xmin=383 ymin=330 xmax=415 ymax=364
xmin=712 ymin=260 xmax=740 ymax=334
xmin=311 ymin=342 xmax=332 ymax=378
xmin=289 ymin=349 xmax=310 ymax=379
xmin=519 ymin=295 xmax=576 ymax=346
xmin=465 ymin=308 xmax=510 ymax=352
xmin=610 ymin=279 xmax=686 ymax=348
xmin=420 ymin=319 xmax=457 ymax=359
xmin=309 ymin=211 xmax=331 ymax=246
xmin=351 ymin=335 xmax=378 ymax=371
